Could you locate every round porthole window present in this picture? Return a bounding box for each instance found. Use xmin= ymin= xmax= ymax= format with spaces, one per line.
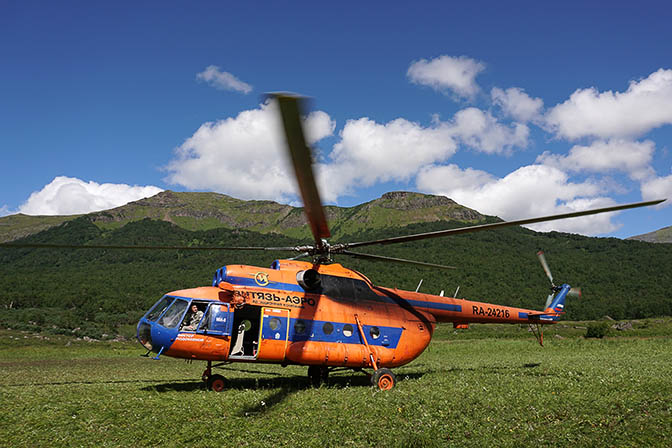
xmin=294 ymin=320 xmax=306 ymax=334
xmin=343 ymin=324 xmax=354 ymax=337
xmin=323 ymin=322 xmax=334 ymax=335
xmin=269 ymin=317 xmax=281 ymax=330
xmin=370 ymin=326 xmax=380 ymax=339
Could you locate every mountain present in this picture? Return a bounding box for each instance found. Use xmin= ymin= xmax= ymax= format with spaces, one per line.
xmin=0 ymin=190 xmax=485 ymax=242
xmin=627 ymin=225 xmax=672 ymax=244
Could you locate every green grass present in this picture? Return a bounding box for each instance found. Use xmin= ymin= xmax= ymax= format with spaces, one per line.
xmin=1 ymin=322 xmax=671 ymax=447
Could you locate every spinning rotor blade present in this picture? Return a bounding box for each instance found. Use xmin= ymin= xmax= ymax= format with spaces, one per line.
xmin=537 ymin=250 xmax=554 ymax=286
xmin=341 ymin=249 xmax=457 ymax=270
xmin=345 ymin=199 xmax=665 ymax=249
xmin=272 ymin=94 xmax=331 ymax=248
xmin=0 ymin=242 xmax=298 ymax=252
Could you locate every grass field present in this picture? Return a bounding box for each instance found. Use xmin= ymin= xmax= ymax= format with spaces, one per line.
xmin=1 ymin=320 xmax=671 ymax=447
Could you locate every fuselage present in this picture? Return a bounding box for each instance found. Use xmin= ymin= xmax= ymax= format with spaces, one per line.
xmin=137 ymin=259 xmax=561 ymax=369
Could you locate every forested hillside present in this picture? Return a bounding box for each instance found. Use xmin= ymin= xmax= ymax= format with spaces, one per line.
xmin=1 ymin=212 xmax=671 ymax=339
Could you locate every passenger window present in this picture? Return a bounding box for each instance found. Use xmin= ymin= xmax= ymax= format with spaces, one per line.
xmin=369 ymin=326 xmax=380 ymax=339
xmin=343 ymin=324 xmax=354 ymax=337
xmin=269 ymin=317 xmax=281 ymax=331
xmin=294 ymin=320 xmax=306 ymax=335
xmin=158 ymin=299 xmax=188 ymax=328
xmin=323 ymin=322 xmax=334 ymax=335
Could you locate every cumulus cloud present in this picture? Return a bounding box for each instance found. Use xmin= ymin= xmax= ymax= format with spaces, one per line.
xmin=166 ymin=98 xmax=531 ymax=204
xmin=537 ymin=139 xmax=656 ymax=181
xmin=407 ymin=55 xmax=485 ymax=99
xmin=318 ymin=118 xmax=458 ymax=201
xmin=491 ymin=87 xmax=544 ymax=123
xmin=641 ymin=174 xmax=672 ymax=205
xmin=417 ymin=164 xmax=619 ymax=235
xmin=545 ymin=68 xmax=672 ymax=139
xmin=196 ymin=65 xmax=253 ymax=94
xmin=19 ymin=177 xmax=164 ymax=216
xmin=451 ymin=108 xmax=529 ymax=154
xmin=0 ymin=204 xmax=12 ymax=217
xmin=165 ymin=101 xmax=335 ymax=202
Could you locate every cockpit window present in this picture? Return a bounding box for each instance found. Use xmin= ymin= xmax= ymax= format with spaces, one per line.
xmin=158 ymin=299 xmax=188 ymax=328
xmin=146 ymin=296 xmax=174 ymax=321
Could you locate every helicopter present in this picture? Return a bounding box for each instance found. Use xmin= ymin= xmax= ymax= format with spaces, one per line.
xmin=1 ymin=94 xmax=664 ymax=391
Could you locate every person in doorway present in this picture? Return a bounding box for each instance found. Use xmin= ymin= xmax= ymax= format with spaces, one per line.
xmin=182 ymin=304 xmax=203 ymax=331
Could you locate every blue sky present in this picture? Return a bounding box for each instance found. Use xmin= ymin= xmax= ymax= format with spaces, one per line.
xmin=1 ymin=1 xmax=671 ymax=238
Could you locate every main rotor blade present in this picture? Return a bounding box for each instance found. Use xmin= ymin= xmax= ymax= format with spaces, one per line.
xmin=272 ymin=94 xmax=331 ymax=247
xmin=345 ymin=199 xmax=666 ymax=249
xmin=341 ymin=249 xmax=457 ymax=270
xmin=0 ymin=242 xmax=298 ymax=251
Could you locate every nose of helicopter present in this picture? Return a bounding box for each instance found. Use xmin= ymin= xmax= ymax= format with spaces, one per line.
xmin=136 ymin=317 xmax=178 ymax=354
xmin=137 ymin=321 xmax=153 ymax=350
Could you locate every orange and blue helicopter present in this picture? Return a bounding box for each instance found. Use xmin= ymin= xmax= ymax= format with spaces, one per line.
xmin=3 ymin=95 xmax=664 ymax=391
xmin=133 ymin=95 xmax=663 ymax=391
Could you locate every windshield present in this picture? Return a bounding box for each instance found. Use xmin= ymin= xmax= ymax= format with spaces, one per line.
xmin=146 ymin=296 xmax=174 ymax=321
xmin=158 ymin=299 xmax=189 ymax=328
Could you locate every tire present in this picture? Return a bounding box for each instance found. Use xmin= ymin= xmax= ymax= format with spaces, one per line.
xmin=207 ymin=374 xmax=225 ymax=392
xmin=371 ymin=368 xmax=396 ymax=391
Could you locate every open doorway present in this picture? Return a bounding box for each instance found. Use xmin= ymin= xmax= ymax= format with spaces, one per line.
xmin=229 ymin=305 xmax=262 ymax=359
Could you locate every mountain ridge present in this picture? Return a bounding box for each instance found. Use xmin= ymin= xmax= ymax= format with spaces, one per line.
xmin=0 ymin=190 xmax=486 ymax=243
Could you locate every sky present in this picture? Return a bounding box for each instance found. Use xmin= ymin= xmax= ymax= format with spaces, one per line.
xmin=1 ymin=0 xmax=671 ymax=239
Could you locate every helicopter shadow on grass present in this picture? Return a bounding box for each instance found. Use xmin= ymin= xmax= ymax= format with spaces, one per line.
xmin=143 ymin=370 xmax=429 ymax=415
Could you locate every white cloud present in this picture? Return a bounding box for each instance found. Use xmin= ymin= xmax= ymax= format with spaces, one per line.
xmin=417 ymin=164 xmax=619 ymax=235
xmin=537 ymin=139 xmax=656 ymax=181
xmin=545 ymin=68 xmax=672 ymax=139
xmin=491 ymin=87 xmax=544 ymax=123
xmin=165 ymin=99 xmax=532 ymax=204
xmin=0 ymin=204 xmax=12 ymax=217
xmin=451 ymin=108 xmax=529 ymax=154
xmin=641 ymin=174 xmax=672 ymax=205
xmin=407 ymin=55 xmax=485 ymax=99
xmin=196 ymin=65 xmax=253 ymax=94
xmin=318 ymin=117 xmax=458 ymax=201
xmin=165 ymin=101 xmax=335 ymax=202
xmin=19 ymin=177 xmax=164 ymax=216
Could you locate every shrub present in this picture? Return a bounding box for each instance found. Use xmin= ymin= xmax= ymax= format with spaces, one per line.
xmin=585 ymin=322 xmax=610 ymax=338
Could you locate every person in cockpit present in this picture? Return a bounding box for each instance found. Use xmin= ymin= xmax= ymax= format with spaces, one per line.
xmin=181 ymin=304 xmax=203 ymax=331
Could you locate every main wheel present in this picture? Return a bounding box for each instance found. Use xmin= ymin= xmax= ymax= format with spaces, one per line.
xmin=207 ymin=374 xmax=226 ymax=392
xmin=371 ymin=368 xmax=396 ymax=391
xmin=307 ymin=365 xmax=329 ymax=387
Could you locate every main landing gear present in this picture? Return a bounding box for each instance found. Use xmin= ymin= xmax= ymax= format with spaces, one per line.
xmin=202 ymin=360 xmax=228 ymax=392
xmin=307 ymin=365 xmax=329 ymax=387
xmin=307 ymin=366 xmax=398 ymax=390
xmin=371 ymin=368 xmax=396 ymax=391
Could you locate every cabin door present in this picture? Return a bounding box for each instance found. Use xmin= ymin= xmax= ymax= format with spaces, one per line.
xmin=197 ymin=303 xmax=232 ymax=358
xmin=256 ymin=307 xmax=290 ymax=362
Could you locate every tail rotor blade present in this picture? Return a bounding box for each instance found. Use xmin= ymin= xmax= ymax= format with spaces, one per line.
xmin=537 ymin=250 xmax=554 ymax=286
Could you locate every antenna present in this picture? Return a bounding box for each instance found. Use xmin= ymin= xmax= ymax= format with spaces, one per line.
xmin=454 ymin=286 xmax=460 ymax=298
xmin=415 ymin=279 xmax=423 ymax=293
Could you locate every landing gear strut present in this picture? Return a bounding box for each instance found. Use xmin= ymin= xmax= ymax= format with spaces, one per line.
xmin=307 ymin=365 xmax=329 ymax=387
xmin=202 ymin=360 xmax=229 ymax=392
